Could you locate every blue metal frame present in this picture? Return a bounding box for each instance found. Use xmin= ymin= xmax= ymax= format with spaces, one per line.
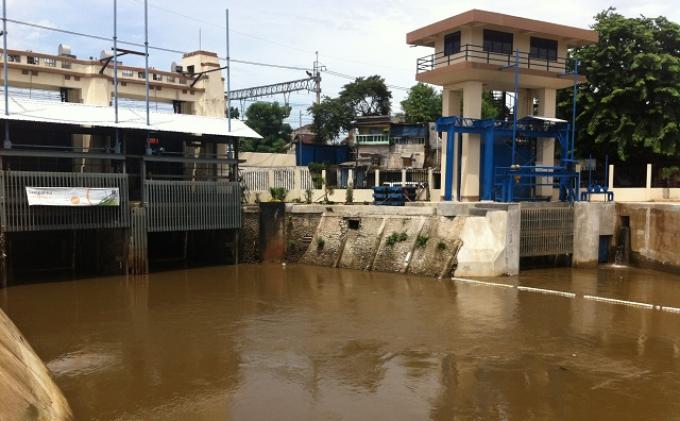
xmin=435 ymin=116 xmax=578 ymax=202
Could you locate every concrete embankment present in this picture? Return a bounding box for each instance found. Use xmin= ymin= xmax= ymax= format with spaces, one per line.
xmin=0 ymin=307 xmax=72 ymax=420
xmin=616 ymin=202 xmax=680 ymax=273
xmin=241 ymin=203 xmax=520 ymax=278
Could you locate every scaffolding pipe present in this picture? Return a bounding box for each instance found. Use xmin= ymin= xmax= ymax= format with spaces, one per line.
xmin=143 ymin=0 xmax=149 ymax=127
xmin=113 ymin=0 xmax=119 ymax=147
xmin=225 ymin=9 xmax=231 ymax=132
xmin=2 ymin=0 xmax=9 ymax=147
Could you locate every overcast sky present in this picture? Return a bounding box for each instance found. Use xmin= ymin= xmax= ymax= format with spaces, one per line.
xmin=11 ymin=0 xmax=680 ymax=126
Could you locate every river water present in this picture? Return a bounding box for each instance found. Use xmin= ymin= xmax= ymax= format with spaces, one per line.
xmin=2 ymin=264 xmax=680 ymax=420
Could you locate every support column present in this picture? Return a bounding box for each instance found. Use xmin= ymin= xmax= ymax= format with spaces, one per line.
xmin=374 ymin=169 xmax=380 ymax=187
xmin=460 ymin=81 xmax=483 ymax=201
xmin=535 ymin=88 xmax=557 ymax=199
xmin=441 ymin=88 xmax=461 ymax=201
xmin=608 ymin=164 xmax=614 ymax=190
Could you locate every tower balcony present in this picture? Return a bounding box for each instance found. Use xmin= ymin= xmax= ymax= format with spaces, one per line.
xmin=416 ymin=44 xmax=583 ymax=90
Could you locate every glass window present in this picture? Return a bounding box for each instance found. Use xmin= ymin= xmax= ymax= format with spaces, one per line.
xmin=152 ymin=73 xmax=162 ymax=81
xmin=138 ymin=71 xmax=146 ymax=78
xmin=61 ymin=61 xmax=72 ymax=69
xmin=166 ymin=76 xmax=176 ymax=83
xmin=121 ymin=69 xmax=133 ymax=77
xmin=483 ymin=30 xmax=513 ymax=54
xmin=530 ymin=37 xmax=558 ymax=61
xmin=27 ymin=56 xmax=39 ymax=65
xmin=444 ymin=31 xmax=461 ymax=56
xmin=8 ymin=55 xmax=20 ymax=63
xmin=44 ymin=57 xmax=57 ymax=67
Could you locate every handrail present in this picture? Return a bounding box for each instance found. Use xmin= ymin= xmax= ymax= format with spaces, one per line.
xmin=416 ymin=44 xmax=574 ymax=74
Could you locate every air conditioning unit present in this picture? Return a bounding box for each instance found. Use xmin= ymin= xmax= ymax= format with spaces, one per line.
xmin=171 ymin=62 xmax=183 ymax=73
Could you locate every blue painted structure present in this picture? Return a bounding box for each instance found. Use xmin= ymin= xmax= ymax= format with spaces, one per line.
xmin=435 ymin=115 xmax=579 ymax=203
xmin=296 ymin=144 xmax=349 ymax=166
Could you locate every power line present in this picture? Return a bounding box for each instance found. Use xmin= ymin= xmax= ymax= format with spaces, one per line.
xmin=324 ymin=69 xmax=411 ymax=91
xmin=7 ymin=18 xmax=311 ymax=72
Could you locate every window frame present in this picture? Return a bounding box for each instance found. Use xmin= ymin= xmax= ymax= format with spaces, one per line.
xmin=44 ymin=57 xmax=57 ymax=67
xmin=443 ymin=31 xmax=461 ymax=56
xmin=27 ymin=56 xmax=39 ymax=65
xmin=8 ymin=54 xmax=20 ymax=63
xmin=483 ymin=29 xmax=514 ymax=55
xmin=530 ymin=36 xmax=558 ymax=61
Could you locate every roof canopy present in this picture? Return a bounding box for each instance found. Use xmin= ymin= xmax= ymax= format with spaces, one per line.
xmin=0 ymin=97 xmax=262 ymax=139
xmin=407 ymin=9 xmax=598 ymax=48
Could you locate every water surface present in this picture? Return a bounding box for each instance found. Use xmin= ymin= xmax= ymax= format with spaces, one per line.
xmin=2 ymin=264 xmax=680 ymax=420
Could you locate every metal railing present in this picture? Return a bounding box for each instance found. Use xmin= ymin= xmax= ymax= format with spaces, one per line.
xmin=0 ymin=170 xmax=130 ymax=232
xmin=417 ymin=44 xmax=571 ymax=74
xmin=144 ymin=180 xmax=240 ymax=232
xmin=355 ymin=134 xmax=390 ymax=145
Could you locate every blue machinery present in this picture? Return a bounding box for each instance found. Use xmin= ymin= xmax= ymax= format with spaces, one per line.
xmin=436 ymin=115 xmax=580 ymax=202
xmin=434 ymin=49 xmax=603 ymax=203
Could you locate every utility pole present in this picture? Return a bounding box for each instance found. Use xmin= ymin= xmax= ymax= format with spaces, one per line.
xmin=143 ymin=0 xmax=149 ymax=127
xmin=313 ymin=51 xmax=321 ymax=104
xmin=113 ymin=0 xmax=120 ymax=150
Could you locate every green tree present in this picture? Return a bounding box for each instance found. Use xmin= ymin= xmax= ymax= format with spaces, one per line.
xmin=309 ymin=75 xmax=392 ymax=142
xmin=240 ymin=102 xmax=292 ymax=153
xmin=560 ymin=9 xmax=680 ymax=161
xmin=400 ymin=83 xmax=442 ymax=123
xmin=227 ymin=106 xmax=240 ymax=120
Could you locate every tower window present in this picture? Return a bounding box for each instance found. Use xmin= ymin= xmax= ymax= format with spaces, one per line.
xmin=483 ymin=30 xmax=513 ymax=55
xmin=530 ymin=37 xmax=558 ymax=61
xmin=444 ymin=31 xmax=461 ymax=56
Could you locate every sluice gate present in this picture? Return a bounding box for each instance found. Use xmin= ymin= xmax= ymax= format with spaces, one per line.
xmin=519 ymin=204 xmax=574 ymax=257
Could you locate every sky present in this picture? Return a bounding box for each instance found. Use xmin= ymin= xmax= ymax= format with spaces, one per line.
xmin=10 ymin=0 xmax=680 ymax=127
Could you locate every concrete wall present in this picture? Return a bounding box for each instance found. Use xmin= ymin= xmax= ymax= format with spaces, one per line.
xmin=240 ymin=203 xmax=520 ymax=278
xmin=0 ymin=307 xmax=72 ymax=420
xmin=616 ymin=203 xmax=680 ymax=272
xmin=573 ymin=202 xmax=616 ymax=267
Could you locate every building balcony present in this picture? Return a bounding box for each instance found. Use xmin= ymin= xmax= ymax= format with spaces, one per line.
xmin=415 ymin=44 xmax=582 ymax=90
xmin=355 ymin=134 xmax=391 ymax=145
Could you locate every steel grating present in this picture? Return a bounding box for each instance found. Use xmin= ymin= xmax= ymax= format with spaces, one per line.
xmin=520 ymin=206 xmax=574 ymax=257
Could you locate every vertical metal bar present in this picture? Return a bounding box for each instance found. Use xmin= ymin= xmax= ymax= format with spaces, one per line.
xmin=571 ymin=59 xmax=579 ymax=161
xmin=144 ymin=0 xmax=150 ymax=127
xmin=511 ymin=48 xmax=519 ymax=166
xmin=2 ymin=0 xmax=9 ymax=148
xmin=225 ymin=9 xmax=231 ymax=132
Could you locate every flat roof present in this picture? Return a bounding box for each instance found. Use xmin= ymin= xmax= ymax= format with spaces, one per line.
xmin=407 ymin=9 xmax=598 ymax=47
xmin=0 ymin=97 xmax=261 ymax=139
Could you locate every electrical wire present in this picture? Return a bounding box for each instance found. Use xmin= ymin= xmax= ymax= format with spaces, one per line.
xmin=7 ymin=18 xmax=312 ymax=72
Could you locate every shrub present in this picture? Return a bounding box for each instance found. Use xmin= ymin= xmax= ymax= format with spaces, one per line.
xmin=416 ymin=234 xmax=429 ymax=248
xmin=269 ymin=187 xmax=288 ymax=202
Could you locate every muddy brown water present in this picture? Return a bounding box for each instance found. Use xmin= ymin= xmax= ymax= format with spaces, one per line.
xmin=2 ymin=264 xmax=680 ymax=420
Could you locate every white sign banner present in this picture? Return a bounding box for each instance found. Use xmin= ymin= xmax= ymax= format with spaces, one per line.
xmin=25 ymin=187 xmax=120 ymax=207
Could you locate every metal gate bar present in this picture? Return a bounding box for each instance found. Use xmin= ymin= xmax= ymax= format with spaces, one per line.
xmin=520 ymin=206 xmax=574 ymax=257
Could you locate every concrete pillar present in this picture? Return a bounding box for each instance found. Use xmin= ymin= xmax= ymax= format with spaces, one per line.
xmin=608 ymin=164 xmax=614 ymax=190
xmin=427 ymin=168 xmax=434 ymax=197
xmin=441 ymin=88 xmax=461 ymax=200
xmin=534 ymin=88 xmax=557 ymax=199
xmin=646 ymin=163 xmax=653 ymax=201
xmin=321 ymin=169 xmax=327 ymax=187
xmin=294 ymin=167 xmax=302 ymax=192
xmin=460 ymin=81 xmax=483 ymax=201
xmin=268 ymin=169 xmax=276 ymax=192
xmin=401 ymin=168 xmax=407 ymax=185
xmin=516 ymin=88 xmax=532 ymax=118
xmin=374 ymin=169 xmax=380 ymax=187
xmin=348 ymin=168 xmax=354 ymax=188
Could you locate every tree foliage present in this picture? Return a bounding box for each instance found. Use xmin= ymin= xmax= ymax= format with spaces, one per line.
xmin=561 ymin=9 xmax=680 ymax=161
xmin=240 ymin=102 xmax=292 ymax=153
xmin=309 ymin=75 xmax=392 ymax=142
xmin=400 ymin=83 xmax=442 ymax=123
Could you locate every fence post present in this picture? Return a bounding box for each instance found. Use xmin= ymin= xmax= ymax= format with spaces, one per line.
xmin=401 ymin=168 xmax=407 ymax=185
xmin=294 ymin=167 xmax=302 ymax=192
xmin=608 ymin=164 xmax=614 ymax=190
xmin=375 ymin=169 xmax=380 ymax=187
xmin=268 ymin=168 xmax=275 ymax=190
xmin=646 ymin=163 xmax=653 ymax=201
xmin=427 ymin=168 xmax=434 ymax=197
xmin=348 ymin=169 xmax=354 ymax=188
xmin=321 ymin=169 xmax=327 ymax=187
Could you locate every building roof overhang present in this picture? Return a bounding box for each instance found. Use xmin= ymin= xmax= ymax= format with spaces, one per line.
xmin=0 ymin=97 xmax=262 ymax=139
xmin=407 ymin=9 xmax=598 ymax=48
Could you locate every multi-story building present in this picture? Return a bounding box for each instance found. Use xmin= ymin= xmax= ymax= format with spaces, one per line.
xmin=407 ymin=10 xmax=597 ymax=201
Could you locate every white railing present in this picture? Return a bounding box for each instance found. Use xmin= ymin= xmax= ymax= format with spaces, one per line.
xmin=356 ymin=134 xmax=390 ymax=145
xmin=241 ymin=167 xmax=314 ymax=192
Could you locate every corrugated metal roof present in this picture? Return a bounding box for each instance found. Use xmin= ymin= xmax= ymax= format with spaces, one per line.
xmin=0 ymin=97 xmax=262 ymax=139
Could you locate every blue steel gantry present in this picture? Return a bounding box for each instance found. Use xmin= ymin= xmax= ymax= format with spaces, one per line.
xmin=435 ymin=115 xmax=579 ymax=203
